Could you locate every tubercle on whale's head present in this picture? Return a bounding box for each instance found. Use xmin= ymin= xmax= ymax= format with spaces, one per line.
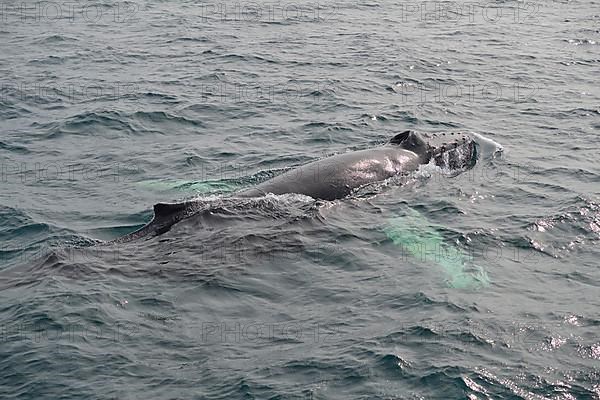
xmin=421 ymin=131 xmax=477 ymax=170
xmin=388 ymin=130 xmax=476 ymax=170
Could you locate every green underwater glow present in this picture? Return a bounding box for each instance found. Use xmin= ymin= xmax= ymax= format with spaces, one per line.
xmin=136 ymin=179 xmax=239 ymax=194
xmin=383 ymin=208 xmax=490 ymax=289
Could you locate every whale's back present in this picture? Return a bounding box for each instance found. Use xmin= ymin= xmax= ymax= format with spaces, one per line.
xmin=237 ymin=147 xmax=421 ymax=200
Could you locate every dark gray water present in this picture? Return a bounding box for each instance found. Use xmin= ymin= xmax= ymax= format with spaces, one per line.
xmin=1 ymin=0 xmax=599 ymax=399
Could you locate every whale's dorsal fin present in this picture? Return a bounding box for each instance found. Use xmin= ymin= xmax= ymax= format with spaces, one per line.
xmin=108 ymin=200 xmax=208 ymax=243
xmin=152 ymin=201 xmax=206 ymax=229
xmin=153 ymin=202 xmax=188 ymax=220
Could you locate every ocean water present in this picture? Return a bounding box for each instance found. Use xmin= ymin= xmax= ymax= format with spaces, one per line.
xmin=1 ymin=0 xmax=599 ymax=399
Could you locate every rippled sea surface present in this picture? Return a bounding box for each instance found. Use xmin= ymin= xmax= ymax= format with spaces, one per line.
xmin=1 ymin=1 xmax=600 ymax=399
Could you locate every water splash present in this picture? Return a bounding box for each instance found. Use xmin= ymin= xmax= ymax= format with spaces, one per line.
xmin=471 ymin=132 xmax=504 ymax=159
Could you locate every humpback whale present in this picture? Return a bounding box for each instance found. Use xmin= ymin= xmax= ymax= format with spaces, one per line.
xmin=237 ymin=130 xmax=474 ymax=200
xmin=114 ymin=130 xmax=476 ymax=242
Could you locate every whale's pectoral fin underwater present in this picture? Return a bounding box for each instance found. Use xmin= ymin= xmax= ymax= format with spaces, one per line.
xmin=113 ymin=131 xmax=477 ymax=242
xmin=384 ymin=208 xmax=490 ymax=289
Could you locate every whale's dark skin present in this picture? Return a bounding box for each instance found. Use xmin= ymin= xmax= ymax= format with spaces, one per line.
xmin=236 ymin=131 xmax=473 ymax=200
xmin=113 ymin=131 xmax=476 ymax=242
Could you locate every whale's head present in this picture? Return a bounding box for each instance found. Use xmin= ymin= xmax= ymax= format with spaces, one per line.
xmin=389 ymin=130 xmax=476 ymax=170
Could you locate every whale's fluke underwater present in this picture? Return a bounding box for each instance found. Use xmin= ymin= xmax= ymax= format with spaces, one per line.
xmin=114 ymin=131 xmax=477 ymax=242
